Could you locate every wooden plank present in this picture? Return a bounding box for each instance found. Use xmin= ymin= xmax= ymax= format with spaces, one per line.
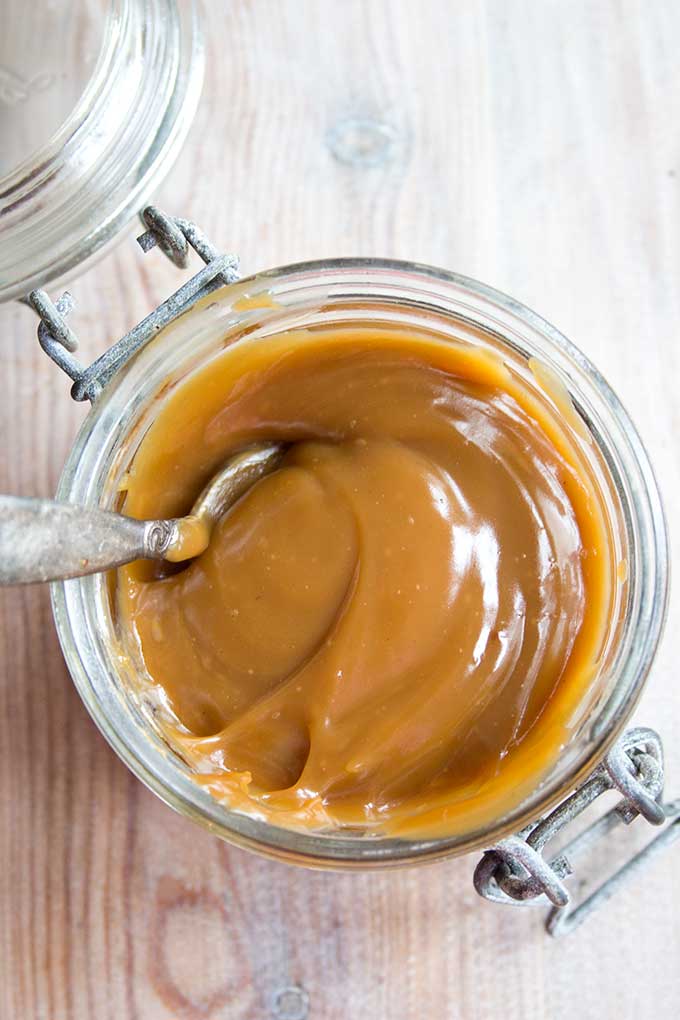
xmin=1 ymin=1 xmax=679 ymax=1016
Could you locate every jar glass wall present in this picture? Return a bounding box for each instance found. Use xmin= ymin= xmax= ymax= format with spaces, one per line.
xmin=51 ymin=261 xmax=668 ymax=867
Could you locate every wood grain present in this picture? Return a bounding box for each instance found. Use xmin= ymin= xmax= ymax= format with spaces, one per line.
xmin=1 ymin=1 xmax=680 ymax=1017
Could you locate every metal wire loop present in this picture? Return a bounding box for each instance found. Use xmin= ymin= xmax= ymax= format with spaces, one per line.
xmin=473 ymin=726 xmax=678 ymax=936
xmin=26 ymin=206 xmax=241 ymax=403
xmin=28 ymin=289 xmax=78 ymax=352
xmin=605 ymin=740 xmax=665 ymax=824
xmin=139 ymin=206 xmax=189 ymax=268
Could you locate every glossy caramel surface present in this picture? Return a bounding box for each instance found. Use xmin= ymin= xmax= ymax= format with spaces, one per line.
xmin=118 ymin=326 xmax=615 ymax=837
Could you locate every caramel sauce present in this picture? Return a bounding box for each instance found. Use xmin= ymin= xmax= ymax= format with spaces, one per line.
xmin=118 ymin=326 xmax=616 ymax=837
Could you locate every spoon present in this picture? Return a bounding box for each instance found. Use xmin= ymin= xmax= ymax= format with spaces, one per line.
xmin=0 ymin=443 xmax=285 ymax=585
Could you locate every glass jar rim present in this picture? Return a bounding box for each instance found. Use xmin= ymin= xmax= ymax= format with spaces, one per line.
xmin=51 ymin=257 xmax=669 ymax=866
xmin=0 ymin=0 xmax=203 ymax=303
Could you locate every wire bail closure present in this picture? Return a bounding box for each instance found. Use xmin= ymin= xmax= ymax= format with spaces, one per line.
xmin=24 ymin=205 xmax=240 ymax=403
xmin=473 ymin=727 xmax=680 ymax=936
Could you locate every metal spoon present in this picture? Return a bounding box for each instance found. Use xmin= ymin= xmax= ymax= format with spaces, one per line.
xmin=0 ymin=443 xmax=285 ymax=585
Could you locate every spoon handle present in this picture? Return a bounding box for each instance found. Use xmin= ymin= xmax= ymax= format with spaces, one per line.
xmin=0 ymin=496 xmax=175 ymax=585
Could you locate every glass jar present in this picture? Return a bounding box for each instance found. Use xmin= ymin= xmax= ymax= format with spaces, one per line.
xmin=0 ymin=0 xmax=202 ymax=302
xmin=51 ymin=260 xmax=668 ymax=867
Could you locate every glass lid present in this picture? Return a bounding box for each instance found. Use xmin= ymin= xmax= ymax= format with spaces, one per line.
xmin=0 ymin=0 xmax=203 ymax=303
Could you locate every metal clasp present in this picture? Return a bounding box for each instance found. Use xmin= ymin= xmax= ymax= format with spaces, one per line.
xmin=25 ymin=206 xmax=240 ymax=403
xmin=474 ymin=727 xmax=680 ymax=936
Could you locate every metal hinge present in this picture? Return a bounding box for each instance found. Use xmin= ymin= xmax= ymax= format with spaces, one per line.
xmin=474 ymin=727 xmax=680 ymax=936
xmin=24 ymin=206 xmax=240 ymax=403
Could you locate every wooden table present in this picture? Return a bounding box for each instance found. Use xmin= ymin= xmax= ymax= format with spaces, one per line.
xmin=2 ymin=2 xmax=679 ymax=1016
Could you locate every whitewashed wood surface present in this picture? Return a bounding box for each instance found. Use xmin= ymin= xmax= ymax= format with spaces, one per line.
xmin=1 ymin=1 xmax=679 ymax=1017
